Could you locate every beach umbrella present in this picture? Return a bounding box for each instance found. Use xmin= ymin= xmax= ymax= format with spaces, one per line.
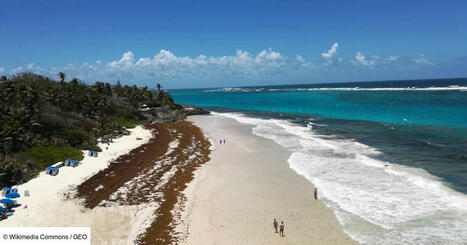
xmin=0 ymin=199 xmax=14 ymax=206
xmin=5 ymin=192 xmax=20 ymax=198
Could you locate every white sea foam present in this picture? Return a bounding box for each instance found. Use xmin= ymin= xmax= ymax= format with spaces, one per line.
xmin=303 ymin=86 xmax=467 ymax=91
xmin=214 ymin=112 xmax=467 ymax=244
xmin=203 ymin=87 xmax=252 ymax=92
xmin=202 ymin=86 xmax=467 ymax=93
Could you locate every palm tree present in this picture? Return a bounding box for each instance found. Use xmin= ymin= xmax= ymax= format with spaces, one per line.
xmin=58 ymin=72 xmax=66 ymax=83
xmin=156 ymin=83 xmax=161 ymax=93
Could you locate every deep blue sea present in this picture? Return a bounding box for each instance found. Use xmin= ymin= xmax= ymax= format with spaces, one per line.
xmin=171 ymin=78 xmax=467 ymax=244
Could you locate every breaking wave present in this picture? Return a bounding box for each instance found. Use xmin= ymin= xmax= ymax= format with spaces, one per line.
xmin=202 ymin=85 xmax=467 ymax=93
xmin=215 ymin=112 xmax=467 ymax=244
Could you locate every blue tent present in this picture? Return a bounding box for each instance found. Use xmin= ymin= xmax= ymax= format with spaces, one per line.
xmin=6 ymin=192 xmax=20 ymax=198
xmin=65 ymin=158 xmax=80 ymax=167
xmin=46 ymin=167 xmax=59 ymax=176
xmin=88 ymin=150 xmax=98 ymax=157
xmin=0 ymin=199 xmax=14 ymax=206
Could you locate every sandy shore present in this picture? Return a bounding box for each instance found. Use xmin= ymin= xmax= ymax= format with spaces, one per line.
xmin=0 ymin=115 xmax=357 ymax=244
xmin=177 ymin=115 xmax=356 ymax=244
xmin=0 ymin=121 xmax=212 ymax=245
xmin=75 ymin=121 xmax=211 ymax=244
xmin=0 ymin=126 xmax=153 ymax=244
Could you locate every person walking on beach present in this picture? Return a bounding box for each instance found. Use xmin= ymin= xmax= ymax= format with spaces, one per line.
xmin=279 ymin=221 xmax=285 ymax=237
xmin=273 ymin=219 xmax=278 ymax=233
xmin=220 ymin=139 xmax=222 ymax=144
xmin=314 ymin=188 xmax=318 ymax=200
xmin=223 ymin=139 xmax=226 ymax=144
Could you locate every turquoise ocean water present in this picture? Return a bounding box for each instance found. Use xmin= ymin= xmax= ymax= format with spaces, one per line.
xmin=171 ymin=79 xmax=467 ymax=244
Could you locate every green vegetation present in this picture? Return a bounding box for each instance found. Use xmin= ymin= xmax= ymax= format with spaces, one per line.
xmin=0 ymin=72 xmax=180 ymax=187
xmin=80 ymin=145 xmax=102 ymax=152
xmin=25 ymin=146 xmax=84 ymax=169
xmin=110 ymin=117 xmax=141 ymax=129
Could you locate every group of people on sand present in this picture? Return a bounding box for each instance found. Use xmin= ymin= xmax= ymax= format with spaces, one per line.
xmin=273 ymin=219 xmax=285 ymax=236
xmin=219 ymin=139 xmax=226 ymax=144
xmin=271 ymin=188 xmax=319 ymax=238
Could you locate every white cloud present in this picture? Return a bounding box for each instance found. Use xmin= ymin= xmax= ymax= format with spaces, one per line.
xmin=4 ymin=48 xmax=439 ymax=87
xmin=354 ymin=52 xmax=376 ymax=66
xmin=26 ymin=63 xmax=35 ymax=70
xmin=9 ymin=66 xmax=23 ymax=74
xmin=0 ymin=67 xmax=4 ymax=73
xmin=413 ymin=54 xmax=433 ymax=65
xmin=109 ymin=51 xmax=135 ymax=69
xmin=295 ymin=55 xmax=305 ymax=63
xmin=387 ymin=55 xmax=399 ymax=61
xmin=353 ymin=52 xmax=401 ymax=66
xmin=8 ymin=49 xmax=307 ymax=85
xmin=322 ymin=43 xmax=339 ymax=63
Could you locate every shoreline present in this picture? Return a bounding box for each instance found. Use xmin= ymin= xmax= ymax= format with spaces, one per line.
xmin=177 ymin=115 xmax=356 ymax=244
xmin=1 ymin=115 xmax=357 ymax=244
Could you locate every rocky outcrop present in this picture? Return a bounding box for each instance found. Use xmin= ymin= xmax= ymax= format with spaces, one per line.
xmin=184 ymin=106 xmax=210 ymax=116
xmin=137 ymin=90 xmax=210 ymax=123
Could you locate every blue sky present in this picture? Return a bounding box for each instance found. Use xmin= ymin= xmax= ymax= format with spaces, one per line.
xmin=1 ymin=0 xmax=466 ymax=88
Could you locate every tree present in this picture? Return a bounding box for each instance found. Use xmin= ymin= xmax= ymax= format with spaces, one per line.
xmin=58 ymin=72 xmax=66 ymax=83
xmin=0 ymin=76 xmax=7 ymax=81
xmin=70 ymin=78 xmax=79 ymax=86
xmin=0 ymin=72 xmax=182 ymax=186
xmin=104 ymin=82 xmax=112 ymax=96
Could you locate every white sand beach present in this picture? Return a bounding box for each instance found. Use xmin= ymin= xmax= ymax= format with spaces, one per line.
xmin=177 ymin=115 xmax=356 ymax=244
xmin=1 ymin=116 xmax=358 ymax=244
xmin=0 ymin=126 xmax=153 ymax=245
